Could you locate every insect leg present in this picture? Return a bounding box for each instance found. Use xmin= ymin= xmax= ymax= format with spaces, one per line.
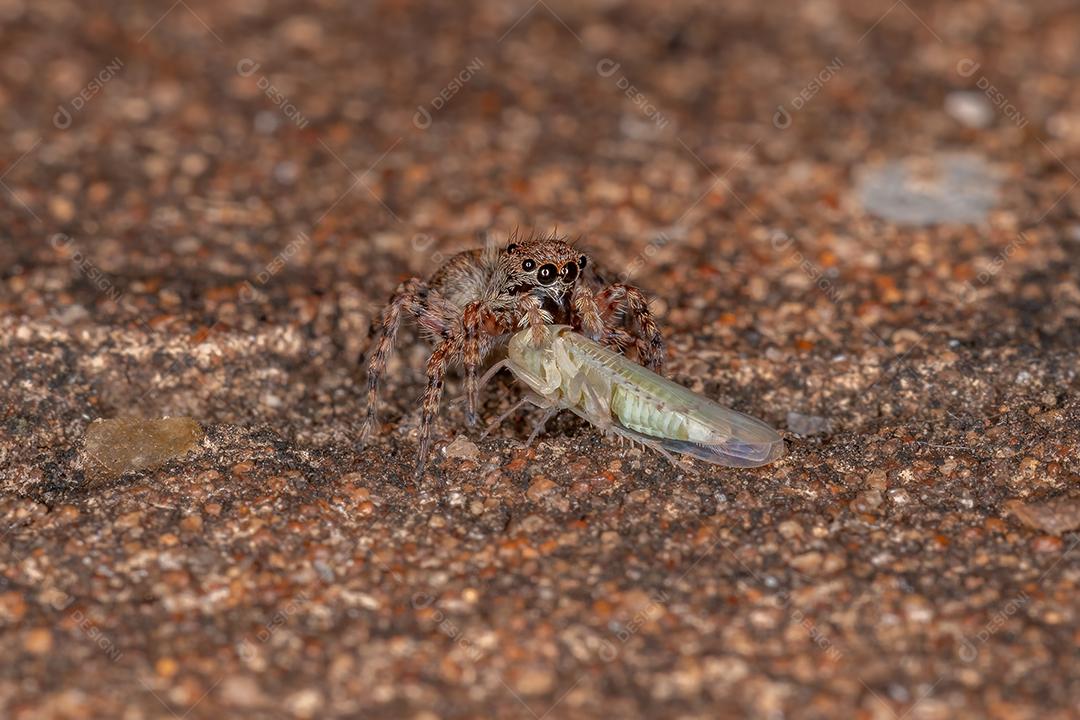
xmin=579 ymin=375 xmax=613 ymax=431
xmin=608 ymin=423 xmax=682 ymax=467
xmin=524 ymin=405 xmax=560 ymax=447
xmin=359 ymin=277 xmax=428 ymax=445
xmin=480 ymin=394 xmax=535 ymax=439
xmin=476 ymin=359 xmax=509 ymax=389
xmin=415 ymin=336 xmax=459 ymax=478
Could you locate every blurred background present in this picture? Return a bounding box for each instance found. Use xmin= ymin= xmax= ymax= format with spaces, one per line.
xmin=2 ymin=0 xmax=1079 ymax=718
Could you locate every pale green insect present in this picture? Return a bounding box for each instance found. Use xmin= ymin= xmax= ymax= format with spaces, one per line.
xmin=478 ymin=325 xmax=784 ymax=468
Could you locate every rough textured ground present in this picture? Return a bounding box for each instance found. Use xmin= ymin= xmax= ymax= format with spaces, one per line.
xmin=2 ymin=0 xmax=1079 ymax=718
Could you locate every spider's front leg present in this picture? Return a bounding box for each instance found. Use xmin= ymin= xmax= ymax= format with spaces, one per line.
xmin=593 ymin=283 xmax=666 ymax=373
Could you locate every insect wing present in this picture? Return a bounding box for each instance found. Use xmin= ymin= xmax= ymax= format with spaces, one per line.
xmin=564 ymin=333 xmax=784 ymax=467
xmin=648 ymin=374 xmax=784 ymax=466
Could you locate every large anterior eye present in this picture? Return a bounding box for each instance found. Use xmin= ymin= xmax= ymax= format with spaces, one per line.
xmin=561 ymin=262 xmax=578 ymax=282
xmin=522 ymin=259 xmax=536 ymax=271
xmin=537 ymin=263 xmax=558 ymax=285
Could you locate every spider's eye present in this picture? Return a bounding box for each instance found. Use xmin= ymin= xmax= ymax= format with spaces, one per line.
xmin=561 ymin=262 xmax=578 ymax=282
xmin=578 ymin=256 xmax=587 ymax=269
xmin=537 ymin=264 xmax=558 ymax=285
xmin=522 ymin=259 xmax=536 ymax=271
xmin=506 ymin=243 xmax=518 ymax=253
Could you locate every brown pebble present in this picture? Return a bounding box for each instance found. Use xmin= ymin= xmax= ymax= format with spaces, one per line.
xmin=790 ymin=551 xmax=823 ymax=574
xmin=851 ymin=489 xmax=883 ymax=514
xmin=1005 ymin=497 xmax=1080 ymax=536
xmin=526 ymin=477 xmax=558 ymax=501
xmin=48 ymin=196 xmax=75 ymax=223
xmin=221 ymin=675 xmax=264 ymax=707
xmin=23 ymin=628 xmax=53 ymax=655
xmin=285 ymin=688 xmax=324 ymax=718
xmin=83 ymin=417 xmax=203 ymax=484
xmin=444 ymin=435 xmax=480 ymax=461
xmin=0 ymin=591 xmax=27 ymax=622
xmin=1031 ymin=535 xmax=1064 ymax=553
xmin=156 ymin=657 xmax=179 ymax=678
xmin=513 ymin=667 xmax=556 ymax=695
xmin=180 ymin=515 xmax=204 ymax=533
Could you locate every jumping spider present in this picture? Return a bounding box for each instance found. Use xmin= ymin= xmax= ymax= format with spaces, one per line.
xmin=359 ymin=230 xmax=665 ymax=477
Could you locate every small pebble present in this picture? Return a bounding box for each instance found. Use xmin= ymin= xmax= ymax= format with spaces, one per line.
xmin=221 ymin=675 xmax=264 ymax=707
xmin=945 ymin=91 xmax=994 ymax=129
xmin=48 ymin=196 xmax=75 ymax=223
xmin=285 ymin=688 xmax=324 ymax=718
xmin=855 ymin=154 xmax=1000 ymax=226
xmin=23 ymin=628 xmax=53 ymax=655
xmin=526 ymin=477 xmax=557 ymax=501
xmin=514 ymin=667 xmax=556 ymax=695
xmin=82 ymin=417 xmax=203 ymax=483
xmin=851 ymin=489 xmax=884 ymax=514
xmin=443 ymin=435 xmax=480 ymax=461
xmin=1005 ymin=497 xmax=1080 ymax=535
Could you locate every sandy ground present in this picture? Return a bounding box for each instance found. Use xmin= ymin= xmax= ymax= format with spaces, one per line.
xmin=2 ymin=0 xmax=1079 ymax=718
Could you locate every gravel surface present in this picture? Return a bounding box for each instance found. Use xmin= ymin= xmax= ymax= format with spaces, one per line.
xmin=2 ymin=1 xmax=1079 ymax=718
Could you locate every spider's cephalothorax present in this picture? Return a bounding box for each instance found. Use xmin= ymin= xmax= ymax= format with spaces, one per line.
xmin=359 ymin=230 xmax=665 ymax=478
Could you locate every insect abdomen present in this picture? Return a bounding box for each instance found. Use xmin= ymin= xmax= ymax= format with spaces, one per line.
xmin=612 ymin=386 xmax=687 ymax=439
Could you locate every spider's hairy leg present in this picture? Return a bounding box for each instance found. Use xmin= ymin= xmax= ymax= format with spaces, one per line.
xmin=415 ymin=336 xmax=459 ymax=478
xmin=359 ymin=277 xmax=428 ymax=445
xmin=595 ymin=283 xmax=666 ymax=373
xmin=461 ymin=300 xmax=499 ymax=426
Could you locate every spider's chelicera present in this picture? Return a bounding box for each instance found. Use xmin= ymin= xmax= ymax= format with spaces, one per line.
xmin=359 ymin=230 xmax=665 ymax=477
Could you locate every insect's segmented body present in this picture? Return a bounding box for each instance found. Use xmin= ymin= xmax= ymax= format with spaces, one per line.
xmin=484 ymin=325 xmax=784 ymax=468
